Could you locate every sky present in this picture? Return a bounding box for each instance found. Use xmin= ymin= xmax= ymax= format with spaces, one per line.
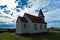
xmin=0 ymin=0 xmax=60 ymax=28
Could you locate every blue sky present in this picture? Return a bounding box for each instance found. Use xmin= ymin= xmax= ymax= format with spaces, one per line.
xmin=0 ymin=0 xmax=60 ymax=28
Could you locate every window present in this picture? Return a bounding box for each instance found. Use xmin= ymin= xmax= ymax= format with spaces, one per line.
xmin=44 ymin=25 xmax=46 ymax=29
xmin=40 ymin=24 xmax=42 ymax=29
xmin=34 ymin=24 xmax=37 ymax=30
xmin=23 ymin=24 xmax=26 ymax=28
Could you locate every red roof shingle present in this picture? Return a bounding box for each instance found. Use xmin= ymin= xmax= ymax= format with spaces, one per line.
xmin=24 ymin=13 xmax=47 ymax=24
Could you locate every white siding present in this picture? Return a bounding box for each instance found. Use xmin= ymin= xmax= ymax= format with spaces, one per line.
xmin=29 ymin=23 xmax=34 ymax=33
xmin=24 ymin=14 xmax=34 ymax=33
xmin=29 ymin=23 xmax=47 ymax=34
xmin=43 ymin=24 xmax=47 ymax=32
xmin=16 ymin=17 xmax=29 ymax=34
xmin=21 ymin=22 xmax=29 ymax=33
xmin=16 ymin=18 xmax=22 ymax=34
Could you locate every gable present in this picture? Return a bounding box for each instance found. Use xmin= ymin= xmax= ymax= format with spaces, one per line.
xmin=18 ymin=16 xmax=28 ymax=23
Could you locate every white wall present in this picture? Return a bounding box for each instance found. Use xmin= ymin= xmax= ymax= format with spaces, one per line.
xmin=42 ymin=24 xmax=47 ymax=32
xmin=29 ymin=23 xmax=47 ymax=34
xmin=16 ymin=18 xmax=22 ymax=34
xmin=16 ymin=17 xmax=29 ymax=34
xmin=21 ymin=22 xmax=29 ymax=34
xmin=23 ymin=14 xmax=34 ymax=33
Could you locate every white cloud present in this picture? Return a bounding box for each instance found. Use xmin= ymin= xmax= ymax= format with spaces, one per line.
xmin=0 ymin=0 xmax=60 ymax=27
xmin=15 ymin=0 xmax=50 ymax=16
xmin=0 ymin=0 xmax=17 ymax=9
xmin=44 ymin=8 xmax=60 ymax=22
xmin=0 ymin=0 xmax=18 ymax=24
xmin=16 ymin=0 xmax=41 ymax=16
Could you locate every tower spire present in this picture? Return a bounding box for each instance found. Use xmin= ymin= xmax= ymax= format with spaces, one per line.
xmin=38 ymin=9 xmax=44 ymax=17
xmin=38 ymin=9 xmax=44 ymax=20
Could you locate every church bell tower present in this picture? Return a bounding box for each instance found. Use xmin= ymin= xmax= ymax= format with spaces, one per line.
xmin=38 ymin=9 xmax=45 ymax=20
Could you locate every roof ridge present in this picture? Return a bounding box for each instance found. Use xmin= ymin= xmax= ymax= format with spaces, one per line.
xmin=24 ymin=13 xmax=38 ymax=17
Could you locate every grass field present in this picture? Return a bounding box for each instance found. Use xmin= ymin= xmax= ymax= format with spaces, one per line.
xmin=0 ymin=31 xmax=60 ymax=40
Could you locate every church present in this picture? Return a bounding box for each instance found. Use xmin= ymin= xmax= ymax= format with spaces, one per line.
xmin=16 ymin=9 xmax=47 ymax=34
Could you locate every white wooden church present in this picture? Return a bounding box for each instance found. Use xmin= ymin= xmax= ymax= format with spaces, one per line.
xmin=16 ymin=9 xmax=47 ymax=34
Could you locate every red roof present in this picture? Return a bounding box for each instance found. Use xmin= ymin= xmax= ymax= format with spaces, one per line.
xmin=24 ymin=13 xmax=47 ymax=24
xmin=18 ymin=17 xmax=28 ymax=23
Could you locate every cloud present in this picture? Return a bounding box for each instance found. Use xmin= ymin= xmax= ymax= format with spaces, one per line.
xmin=0 ymin=5 xmax=6 ymax=9
xmin=0 ymin=0 xmax=17 ymax=9
xmin=15 ymin=0 xmax=42 ymax=16
xmin=0 ymin=0 xmax=18 ymax=24
xmin=0 ymin=0 xmax=60 ymax=28
xmin=44 ymin=8 xmax=60 ymax=22
xmin=43 ymin=0 xmax=60 ymax=12
xmin=3 ymin=9 xmax=11 ymax=14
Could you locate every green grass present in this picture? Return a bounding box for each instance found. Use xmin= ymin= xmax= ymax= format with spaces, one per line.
xmin=0 ymin=32 xmax=60 ymax=40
